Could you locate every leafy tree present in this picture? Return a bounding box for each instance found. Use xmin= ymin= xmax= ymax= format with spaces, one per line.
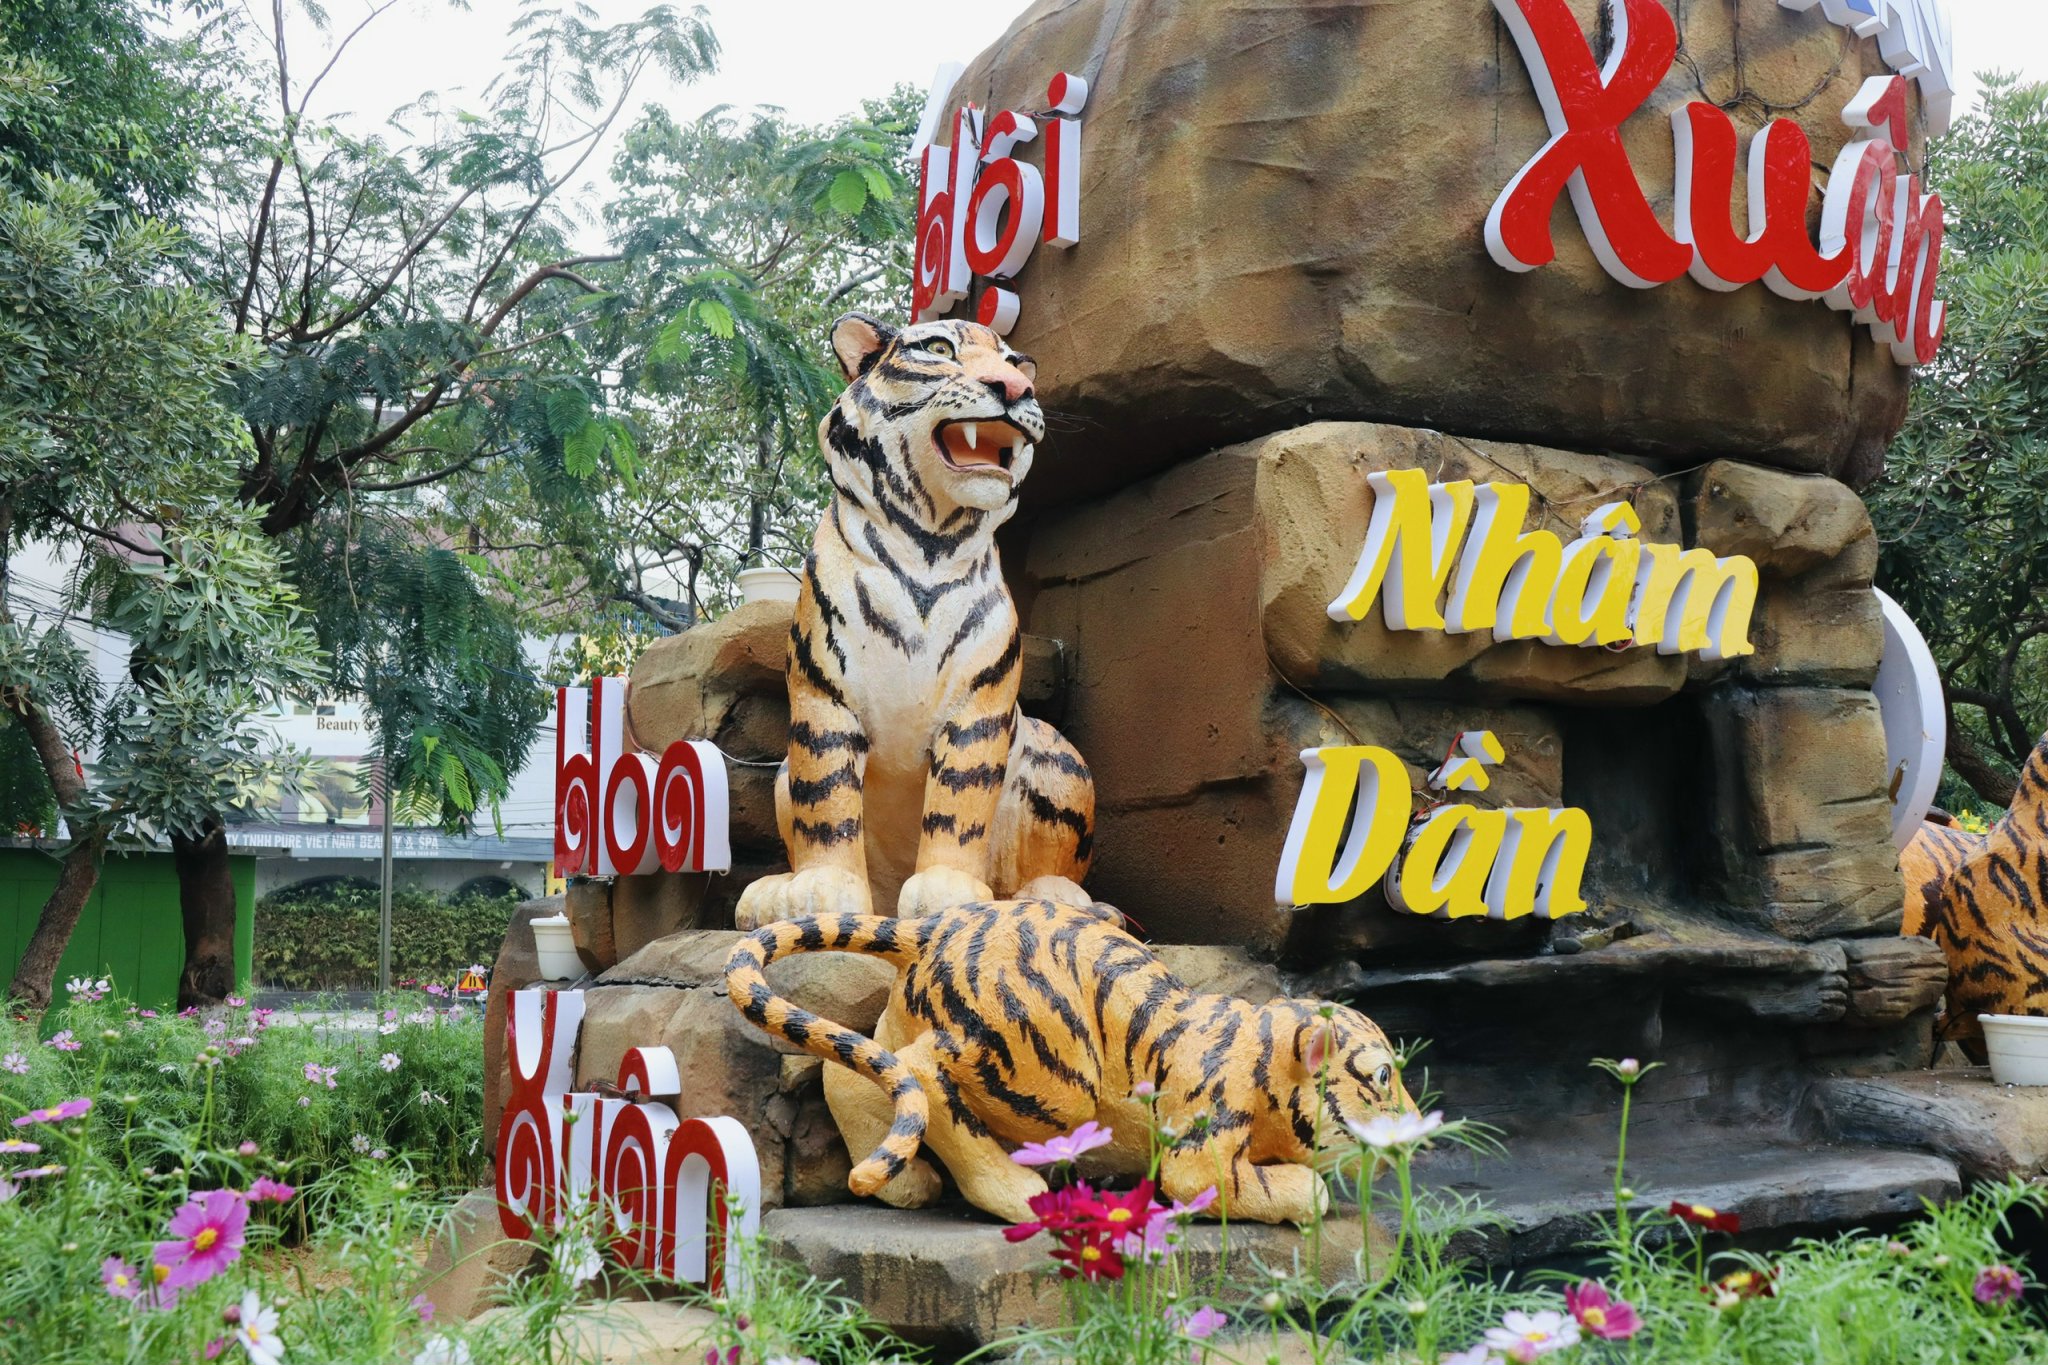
xmin=1872 ymin=76 xmax=2048 ymax=809
xmin=451 ymin=88 xmax=919 ymax=649
xmin=0 ymin=57 xmax=321 ymax=1007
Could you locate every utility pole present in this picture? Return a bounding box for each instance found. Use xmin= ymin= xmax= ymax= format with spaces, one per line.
xmin=378 ymin=739 xmax=393 ymax=994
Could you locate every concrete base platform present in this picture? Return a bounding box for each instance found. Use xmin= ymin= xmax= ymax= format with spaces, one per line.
xmin=1816 ymin=1067 xmax=2048 ymax=1181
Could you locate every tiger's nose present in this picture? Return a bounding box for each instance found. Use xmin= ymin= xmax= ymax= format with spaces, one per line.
xmin=984 ymin=371 xmax=1033 ymax=406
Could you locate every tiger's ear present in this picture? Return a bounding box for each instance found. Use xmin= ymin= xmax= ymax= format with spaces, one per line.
xmin=830 ymin=313 xmax=898 ymax=380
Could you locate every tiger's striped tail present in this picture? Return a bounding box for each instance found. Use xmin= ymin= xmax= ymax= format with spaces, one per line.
xmin=722 ymin=913 xmax=926 ymax=1196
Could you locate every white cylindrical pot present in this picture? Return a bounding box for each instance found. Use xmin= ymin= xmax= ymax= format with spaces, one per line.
xmin=736 ymin=566 xmax=801 ymax=606
xmin=530 ymin=914 xmax=581 ymax=982
xmin=1980 ymin=1014 xmax=2048 ymax=1085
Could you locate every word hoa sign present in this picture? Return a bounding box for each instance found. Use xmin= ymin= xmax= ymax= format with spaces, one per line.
xmin=1487 ymin=0 xmax=1950 ymax=366
xmin=495 ymin=990 xmax=762 ymax=1293
xmin=1277 ymin=731 xmax=1592 ymax=918
xmin=555 ymin=677 xmax=732 ymax=878
xmin=911 ymin=63 xmax=1087 ymax=335
xmin=1328 ymin=469 xmax=1759 ymax=663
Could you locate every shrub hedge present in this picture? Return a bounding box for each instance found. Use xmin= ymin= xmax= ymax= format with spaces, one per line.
xmin=253 ymin=882 xmax=524 ymax=990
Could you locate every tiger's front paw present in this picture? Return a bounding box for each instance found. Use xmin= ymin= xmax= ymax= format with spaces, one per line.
xmin=898 ymin=866 xmax=993 ymax=918
xmin=734 ymin=873 xmax=794 ymax=932
xmin=785 ymin=866 xmax=872 ymax=919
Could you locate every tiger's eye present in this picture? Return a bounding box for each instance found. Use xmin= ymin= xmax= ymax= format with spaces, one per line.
xmin=1376 ymin=1064 xmax=1393 ymax=1087
xmin=925 ymin=338 xmax=955 ymax=359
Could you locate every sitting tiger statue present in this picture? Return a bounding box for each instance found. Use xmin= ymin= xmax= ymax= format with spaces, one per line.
xmin=724 ymin=899 xmax=1413 ymax=1225
xmin=734 ymin=314 xmax=1095 ymax=931
xmin=1903 ymin=730 xmax=2048 ymax=1061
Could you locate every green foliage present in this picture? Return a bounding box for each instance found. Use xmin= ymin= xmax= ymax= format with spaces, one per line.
xmin=295 ymin=525 xmax=548 ymax=832
xmin=453 ymin=85 xmax=921 ymax=650
xmin=0 ymin=714 xmax=55 ymax=833
xmin=252 ymin=883 xmax=521 ymax=991
xmin=0 ymin=64 xmax=320 ymax=853
xmin=1872 ymin=76 xmax=2048 ymax=802
xmin=0 ymin=0 xmax=248 ymax=210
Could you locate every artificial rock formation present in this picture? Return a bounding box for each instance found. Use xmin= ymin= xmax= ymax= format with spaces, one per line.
xmin=927 ymin=0 xmax=1929 ymax=507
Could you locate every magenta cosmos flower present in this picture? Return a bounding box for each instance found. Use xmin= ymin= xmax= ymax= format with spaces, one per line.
xmin=1565 ymin=1281 xmax=1643 ymax=1340
xmin=1010 ymin=1120 xmax=1115 ymax=1167
xmin=156 ymin=1188 xmax=249 ymax=1289
xmin=1974 ymin=1263 xmax=2025 ymax=1306
xmin=247 ymin=1177 xmax=295 ymax=1204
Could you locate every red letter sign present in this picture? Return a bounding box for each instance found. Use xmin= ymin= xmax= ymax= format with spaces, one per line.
xmin=1486 ymin=0 xmax=1694 ymax=288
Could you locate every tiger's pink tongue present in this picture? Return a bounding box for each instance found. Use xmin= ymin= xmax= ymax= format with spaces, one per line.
xmin=943 ymin=427 xmax=1003 ymax=466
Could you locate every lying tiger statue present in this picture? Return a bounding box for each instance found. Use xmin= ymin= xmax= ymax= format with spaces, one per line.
xmin=1903 ymin=730 xmax=2048 ymax=1061
xmin=725 ymin=899 xmax=1414 ymax=1225
xmin=734 ymin=314 xmax=1095 ymax=930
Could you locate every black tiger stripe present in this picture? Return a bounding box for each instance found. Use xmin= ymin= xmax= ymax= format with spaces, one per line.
xmin=788 ymin=721 xmax=869 ymax=756
xmin=792 ymin=816 xmax=861 ymax=846
xmin=1021 ymin=747 xmax=1092 ymax=779
xmin=940 ymin=712 xmax=1012 ymax=748
xmin=788 ymin=762 xmax=859 ymax=806
xmin=968 ymin=628 xmax=1022 ymax=690
xmin=938 ymin=586 xmax=1007 ymax=667
xmin=937 ymin=762 xmax=1005 ymax=792
xmin=856 ymin=579 xmax=918 ymax=657
xmin=789 ymin=625 xmax=850 ymax=710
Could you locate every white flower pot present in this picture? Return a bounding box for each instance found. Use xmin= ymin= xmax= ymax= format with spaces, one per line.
xmin=530 ymin=914 xmax=582 ymax=982
xmin=1980 ymin=1014 xmax=2048 ymax=1085
xmin=736 ymin=566 xmax=801 ymax=606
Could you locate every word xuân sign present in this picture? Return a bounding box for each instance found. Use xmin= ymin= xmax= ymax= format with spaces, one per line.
xmin=555 ymin=677 xmax=732 ymax=878
xmin=1276 ymin=731 xmax=1593 ymax=918
xmin=1327 ymin=469 xmax=1759 ymax=662
xmin=495 ymin=990 xmax=761 ymax=1293
xmin=1488 ymin=0 xmax=1949 ymax=366
xmin=911 ymin=64 xmax=1086 ymax=335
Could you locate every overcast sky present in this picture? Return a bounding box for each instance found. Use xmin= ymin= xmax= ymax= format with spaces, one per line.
xmin=268 ymin=0 xmax=2044 ymax=238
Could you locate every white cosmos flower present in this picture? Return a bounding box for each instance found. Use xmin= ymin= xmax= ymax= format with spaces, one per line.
xmin=1346 ymin=1109 xmax=1446 ymax=1152
xmin=1484 ymin=1309 xmax=1579 ymax=1358
xmin=411 ymin=1336 xmax=472 ymax=1365
xmin=551 ymin=1234 xmax=603 ymax=1286
xmin=233 ymin=1290 xmax=285 ymax=1365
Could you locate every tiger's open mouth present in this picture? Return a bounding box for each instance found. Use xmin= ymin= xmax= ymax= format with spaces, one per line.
xmin=935 ymin=418 xmax=1027 ymax=475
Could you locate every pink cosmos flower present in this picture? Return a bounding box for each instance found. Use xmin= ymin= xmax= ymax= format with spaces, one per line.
xmin=1010 ymin=1121 xmax=1115 ymax=1167
xmin=1565 ymin=1281 xmax=1643 ymax=1340
xmin=0 ymin=1139 xmax=39 ymax=1155
xmin=1974 ymin=1263 xmax=2025 ymax=1306
xmin=44 ymin=1031 xmax=80 ymax=1052
xmin=14 ymin=1096 xmax=90 ymax=1129
xmin=237 ymin=1141 xmax=259 ymax=1157
xmin=102 ymin=1256 xmax=144 ymax=1301
xmin=225 ymin=997 xmax=245 ymax=1008
xmin=157 ymin=1188 xmax=250 ymax=1288
xmin=1173 ymin=1304 xmax=1228 ymax=1340
xmin=1 ymin=1052 xmax=27 ymax=1075
xmin=247 ymin=1177 xmax=295 ymax=1204
xmin=411 ymin=1293 xmax=436 ymax=1322
xmin=14 ymin=1164 xmax=64 ymax=1179
xmin=1168 ymin=1186 xmax=1219 ymax=1220
xmin=425 ymin=983 xmax=447 ymax=997
xmin=139 ymin=1010 xmax=157 ymax=1019
xmin=203 ymin=1338 xmax=227 ymax=1360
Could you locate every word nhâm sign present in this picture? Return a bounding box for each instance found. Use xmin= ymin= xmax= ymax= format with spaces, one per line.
xmin=1487 ymin=0 xmax=1948 ymax=366
xmin=911 ymin=64 xmax=1087 ymax=335
xmin=495 ymin=990 xmax=761 ymax=1293
xmin=1276 ymin=732 xmax=1592 ymax=918
xmin=555 ymin=677 xmax=732 ymax=878
xmin=1327 ymin=469 xmax=1759 ymax=662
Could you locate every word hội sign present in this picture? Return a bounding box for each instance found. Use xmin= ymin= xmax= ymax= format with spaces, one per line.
xmin=495 ymin=990 xmax=761 ymax=1293
xmin=1487 ymin=0 xmax=1953 ymax=367
xmin=911 ymin=63 xmax=1087 ymax=335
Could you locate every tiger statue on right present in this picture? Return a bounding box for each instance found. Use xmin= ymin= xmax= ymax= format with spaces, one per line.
xmin=1902 ymin=731 xmax=2048 ymax=1062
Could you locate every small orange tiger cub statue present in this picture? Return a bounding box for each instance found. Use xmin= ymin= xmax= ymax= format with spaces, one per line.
xmin=725 ymin=899 xmax=1414 ymax=1225
xmin=734 ymin=314 xmax=1096 ymax=930
xmin=1903 ymin=731 xmax=2048 ymax=1061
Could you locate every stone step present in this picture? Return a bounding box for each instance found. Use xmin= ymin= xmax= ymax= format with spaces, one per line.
xmin=761 ymin=1132 xmax=1958 ymax=1348
xmin=1418 ymin=1130 xmax=1959 ymax=1265
xmin=1814 ymin=1067 xmax=2048 ymax=1181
